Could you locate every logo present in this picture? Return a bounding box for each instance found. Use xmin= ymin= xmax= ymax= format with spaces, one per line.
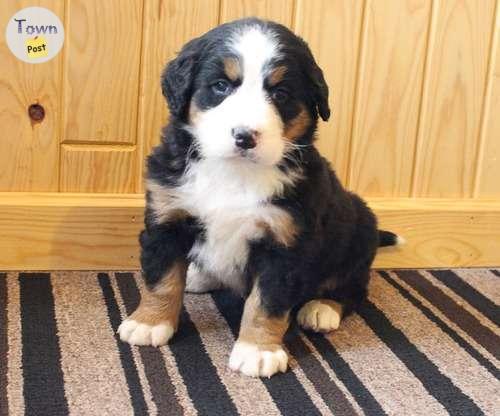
xmin=5 ymin=7 xmax=64 ymax=64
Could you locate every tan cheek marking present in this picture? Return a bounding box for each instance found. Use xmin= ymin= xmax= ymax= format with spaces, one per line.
xmin=129 ymin=261 xmax=188 ymax=330
xmin=189 ymin=101 xmax=201 ymax=124
xmin=238 ymin=284 xmax=290 ymax=350
xmin=284 ymin=107 xmax=311 ymax=141
xmin=268 ymin=65 xmax=288 ymax=86
xmin=223 ymin=57 xmax=242 ymax=82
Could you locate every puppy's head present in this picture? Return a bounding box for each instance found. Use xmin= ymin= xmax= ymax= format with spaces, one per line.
xmin=162 ymin=18 xmax=330 ymax=166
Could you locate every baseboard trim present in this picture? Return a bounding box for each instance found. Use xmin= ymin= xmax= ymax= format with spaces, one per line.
xmin=1 ymin=193 xmax=499 ymax=270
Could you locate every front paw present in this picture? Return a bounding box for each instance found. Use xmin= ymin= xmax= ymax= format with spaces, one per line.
xmin=229 ymin=341 xmax=288 ymax=377
xmin=118 ymin=318 xmax=174 ymax=347
xmin=297 ymin=299 xmax=342 ymax=333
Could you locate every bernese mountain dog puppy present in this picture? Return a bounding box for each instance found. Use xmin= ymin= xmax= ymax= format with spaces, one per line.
xmin=118 ymin=18 xmax=401 ymax=377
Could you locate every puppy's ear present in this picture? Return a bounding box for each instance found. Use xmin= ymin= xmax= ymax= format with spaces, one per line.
xmin=298 ymin=37 xmax=331 ymax=121
xmin=310 ymin=63 xmax=331 ymax=122
xmin=161 ymin=37 xmax=205 ymax=119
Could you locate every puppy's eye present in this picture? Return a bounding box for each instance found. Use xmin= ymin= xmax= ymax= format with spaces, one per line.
xmin=211 ymin=80 xmax=231 ymax=95
xmin=271 ymin=88 xmax=289 ymax=103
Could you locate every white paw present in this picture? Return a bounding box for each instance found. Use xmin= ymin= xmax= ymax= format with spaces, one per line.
xmin=229 ymin=341 xmax=288 ymax=378
xmin=118 ymin=319 xmax=174 ymax=347
xmin=185 ymin=264 xmax=221 ymax=293
xmin=297 ymin=300 xmax=341 ymax=333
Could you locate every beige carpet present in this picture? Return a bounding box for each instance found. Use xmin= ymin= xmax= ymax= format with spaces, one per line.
xmin=0 ymin=269 xmax=499 ymax=416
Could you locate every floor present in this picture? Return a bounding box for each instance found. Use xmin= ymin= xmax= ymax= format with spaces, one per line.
xmin=0 ymin=269 xmax=499 ymax=416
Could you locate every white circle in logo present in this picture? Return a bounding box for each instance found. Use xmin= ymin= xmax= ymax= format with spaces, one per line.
xmin=5 ymin=6 xmax=64 ymax=64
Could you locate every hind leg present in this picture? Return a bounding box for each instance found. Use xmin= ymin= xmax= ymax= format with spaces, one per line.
xmin=297 ymin=266 xmax=370 ymax=333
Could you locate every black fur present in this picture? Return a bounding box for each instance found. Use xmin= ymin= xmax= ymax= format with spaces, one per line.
xmin=143 ymin=18 xmax=397 ymax=320
xmin=250 ymin=149 xmax=379 ymax=317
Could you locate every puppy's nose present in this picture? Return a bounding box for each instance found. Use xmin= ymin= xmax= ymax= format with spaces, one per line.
xmin=232 ymin=127 xmax=258 ymax=150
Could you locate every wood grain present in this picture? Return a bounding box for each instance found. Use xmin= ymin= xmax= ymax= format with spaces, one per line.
xmin=412 ymin=0 xmax=496 ymax=197
xmin=61 ymin=0 xmax=142 ymax=144
xmin=219 ymin=0 xmax=294 ymax=26
xmin=0 ymin=193 xmax=142 ymax=270
xmin=2 ymin=0 xmax=500 ymax=269
xmin=294 ymin=0 xmax=364 ymax=184
xmin=348 ymin=0 xmax=431 ymax=196
xmin=135 ymin=0 xmax=220 ymax=192
xmin=2 ymin=193 xmax=499 ymax=270
xmin=0 ymin=0 xmax=63 ymax=191
xmin=59 ymin=0 xmax=143 ymax=193
xmin=60 ymin=144 xmax=136 ymax=193
xmin=372 ymin=197 xmax=500 ymax=268
xmin=474 ymin=1 xmax=500 ymax=198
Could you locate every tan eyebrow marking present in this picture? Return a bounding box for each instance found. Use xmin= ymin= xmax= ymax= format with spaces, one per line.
xmin=223 ymin=57 xmax=242 ymax=81
xmin=267 ymin=65 xmax=288 ymax=86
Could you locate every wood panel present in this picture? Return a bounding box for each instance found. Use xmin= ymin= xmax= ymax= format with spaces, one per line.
xmin=2 ymin=193 xmax=500 ymax=270
xmin=136 ymin=0 xmax=220 ymax=192
xmin=60 ymin=0 xmax=143 ymax=193
xmin=475 ymin=1 xmax=500 ymax=198
xmin=60 ymin=144 xmax=136 ymax=193
xmin=294 ymin=0 xmax=364 ymax=184
xmin=412 ymin=0 xmax=496 ymax=197
xmin=61 ymin=0 xmax=142 ymax=144
xmin=2 ymin=0 xmax=500 ymax=269
xmin=219 ymin=0 xmax=294 ymax=26
xmin=348 ymin=0 xmax=431 ymax=196
xmin=373 ymin=198 xmax=500 ymax=268
xmin=0 ymin=193 xmax=142 ymax=270
xmin=0 ymin=0 xmax=63 ymax=191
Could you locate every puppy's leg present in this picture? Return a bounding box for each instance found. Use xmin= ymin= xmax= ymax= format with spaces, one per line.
xmin=298 ymin=267 xmax=370 ymax=333
xmin=185 ymin=263 xmax=222 ymax=293
xmin=297 ymin=299 xmax=343 ymax=333
xmin=229 ymin=283 xmax=290 ymax=378
xmin=119 ymin=224 xmax=192 ymax=347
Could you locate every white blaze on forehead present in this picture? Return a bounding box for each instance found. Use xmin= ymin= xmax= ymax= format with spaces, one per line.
xmin=191 ymin=24 xmax=286 ymax=166
xmin=230 ymin=26 xmax=279 ymax=85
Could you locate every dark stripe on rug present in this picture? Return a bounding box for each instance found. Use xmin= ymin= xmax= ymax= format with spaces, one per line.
xmin=490 ymin=270 xmax=500 ymax=277
xmin=429 ymin=270 xmax=499 ymax=326
xmin=305 ymin=332 xmax=386 ymax=416
xmin=395 ymin=270 xmax=500 ymax=360
xmin=0 ymin=273 xmax=8 ymax=416
xmin=378 ymin=272 xmax=500 ymax=379
xmin=212 ymin=290 xmax=322 ymax=416
xmin=115 ymin=273 xmax=183 ymax=416
xmin=285 ymin=333 xmax=358 ymax=416
xmin=169 ymin=306 xmax=239 ymax=416
xmin=19 ymin=273 xmax=69 ymax=416
xmin=97 ymin=273 xmax=149 ymax=415
xmin=358 ymin=300 xmax=483 ymax=416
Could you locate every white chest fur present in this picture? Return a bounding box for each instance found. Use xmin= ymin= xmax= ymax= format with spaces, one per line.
xmin=148 ymin=159 xmax=297 ymax=290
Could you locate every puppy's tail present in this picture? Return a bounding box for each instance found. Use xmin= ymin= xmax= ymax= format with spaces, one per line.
xmin=378 ymin=230 xmax=405 ymax=247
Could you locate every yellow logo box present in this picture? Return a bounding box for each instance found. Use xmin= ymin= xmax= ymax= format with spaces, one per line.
xmin=25 ymin=36 xmax=48 ymax=58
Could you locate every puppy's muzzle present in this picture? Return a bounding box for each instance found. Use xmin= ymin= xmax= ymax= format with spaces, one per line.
xmin=232 ymin=127 xmax=259 ymax=150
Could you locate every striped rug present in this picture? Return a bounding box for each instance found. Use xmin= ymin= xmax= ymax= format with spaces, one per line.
xmin=0 ymin=270 xmax=499 ymax=416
